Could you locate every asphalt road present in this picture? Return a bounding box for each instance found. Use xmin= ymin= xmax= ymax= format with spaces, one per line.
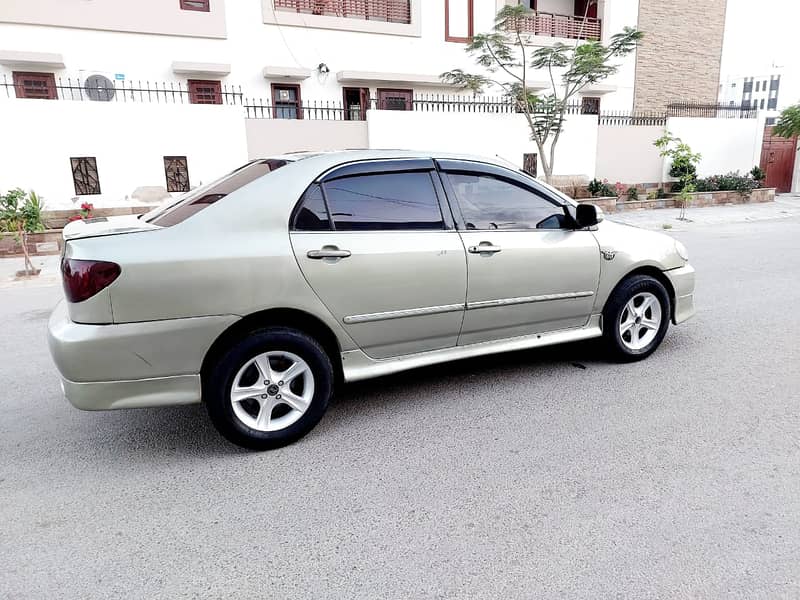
xmin=2 ymin=217 xmax=799 ymax=599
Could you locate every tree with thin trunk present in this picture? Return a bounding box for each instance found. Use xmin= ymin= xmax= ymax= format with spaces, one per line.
xmin=441 ymin=3 xmax=642 ymax=182
xmin=0 ymin=188 xmax=45 ymax=277
xmin=773 ymin=103 xmax=800 ymax=141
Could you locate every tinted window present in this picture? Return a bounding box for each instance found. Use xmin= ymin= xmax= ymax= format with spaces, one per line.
xmin=323 ymin=172 xmax=444 ymax=231
xmin=293 ymin=185 xmax=330 ymax=231
xmin=447 ymin=173 xmax=564 ymax=230
xmin=146 ymin=159 xmax=289 ymax=227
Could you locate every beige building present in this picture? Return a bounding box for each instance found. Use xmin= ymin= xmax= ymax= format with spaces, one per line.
xmin=633 ymin=0 xmax=728 ymax=112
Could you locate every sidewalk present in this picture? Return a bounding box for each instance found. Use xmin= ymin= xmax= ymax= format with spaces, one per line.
xmin=0 ymin=254 xmax=61 ymax=289
xmin=610 ymin=193 xmax=800 ymax=231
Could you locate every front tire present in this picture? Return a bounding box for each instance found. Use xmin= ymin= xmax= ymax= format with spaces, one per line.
xmin=602 ymin=274 xmax=670 ymax=362
xmin=205 ymin=327 xmax=333 ymax=450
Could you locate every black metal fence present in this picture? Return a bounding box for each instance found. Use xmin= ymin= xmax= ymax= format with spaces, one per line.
xmin=667 ymin=102 xmax=757 ymax=119
xmin=1 ymin=74 xmax=760 ymax=124
xmin=1 ymin=74 xmax=245 ymax=105
xmin=598 ymin=111 xmax=667 ymax=126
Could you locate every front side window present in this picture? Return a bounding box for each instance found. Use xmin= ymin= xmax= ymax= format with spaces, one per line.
xmin=446 ymin=173 xmax=565 ymax=230
xmin=322 ymin=171 xmax=444 ymax=231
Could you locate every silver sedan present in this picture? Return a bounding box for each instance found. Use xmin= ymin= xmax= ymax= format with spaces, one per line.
xmin=48 ymin=151 xmax=695 ymax=449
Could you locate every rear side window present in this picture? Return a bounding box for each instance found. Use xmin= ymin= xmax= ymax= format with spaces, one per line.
xmin=446 ymin=173 xmax=565 ymax=230
xmin=322 ymin=171 xmax=444 ymax=231
xmin=293 ymin=185 xmax=330 ymax=231
xmin=146 ymin=159 xmax=289 ymax=227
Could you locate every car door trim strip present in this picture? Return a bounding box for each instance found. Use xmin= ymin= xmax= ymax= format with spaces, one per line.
xmin=467 ymin=291 xmax=594 ymax=310
xmin=343 ymin=303 xmax=465 ymax=324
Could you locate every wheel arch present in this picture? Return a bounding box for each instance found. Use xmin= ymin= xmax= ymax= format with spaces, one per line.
xmin=201 ymin=308 xmax=344 ymax=389
xmin=605 ymin=266 xmax=677 ymax=322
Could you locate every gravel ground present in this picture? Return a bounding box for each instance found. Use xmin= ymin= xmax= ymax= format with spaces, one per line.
xmin=1 ymin=217 xmax=799 ymax=599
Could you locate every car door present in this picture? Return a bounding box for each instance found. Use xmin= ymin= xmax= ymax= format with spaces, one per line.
xmin=438 ymin=160 xmax=600 ymax=346
xmin=290 ymin=159 xmax=467 ymax=359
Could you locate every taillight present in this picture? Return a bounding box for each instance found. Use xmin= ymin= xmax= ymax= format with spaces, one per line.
xmin=61 ymin=258 xmax=121 ymax=303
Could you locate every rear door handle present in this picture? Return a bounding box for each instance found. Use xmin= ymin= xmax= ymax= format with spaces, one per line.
xmin=307 ymin=247 xmax=352 ymax=259
xmin=468 ymin=243 xmax=502 ymax=255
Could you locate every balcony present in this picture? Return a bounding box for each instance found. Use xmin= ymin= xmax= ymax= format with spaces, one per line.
xmin=274 ymin=0 xmax=411 ymax=24
xmin=507 ymin=12 xmax=601 ymax=41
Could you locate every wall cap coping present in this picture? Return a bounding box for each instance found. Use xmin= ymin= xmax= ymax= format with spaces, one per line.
xmin=171 ymin=61 xmax=232 ymax=76
xmin=336 ymin=70 xmax=460 ymax=88
xmin=0 ymin=50 xmax=65 ymax=69
xmin=262 ymin=66 xmax=312 ymax=80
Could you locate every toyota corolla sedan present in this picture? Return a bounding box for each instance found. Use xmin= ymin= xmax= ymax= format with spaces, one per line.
xmin=48 ymin=150 xmax=695 ymax=450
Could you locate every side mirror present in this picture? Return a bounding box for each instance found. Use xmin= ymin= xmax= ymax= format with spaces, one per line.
xmin=575 ymin=203 xmax=604 ymax=228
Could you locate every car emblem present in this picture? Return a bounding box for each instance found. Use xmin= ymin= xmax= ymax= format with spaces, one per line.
xmin=601 ymin=249 xmax=617 ymax=261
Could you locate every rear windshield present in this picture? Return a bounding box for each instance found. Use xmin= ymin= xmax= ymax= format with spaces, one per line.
xmin=144 ymin=159 xmax=290 ymax=227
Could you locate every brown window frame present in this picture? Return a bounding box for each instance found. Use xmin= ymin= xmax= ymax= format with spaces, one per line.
xmin=343 ymin=87 xmax=370 ymax=121
xmin=164 ymin=156 xmax=191 ymax=193
xmin=271 ymin=83 xmax=303 ymax=120
xmin=377 ymin=88 xmax=413 ymax=111
xmin=188 ymin=79 xmax=223 ymax=105
xmin=70 ymin=157 xmax=101 ymax=196
xmin=12 ymin=71 xmax=57 ymax=100
xmin=445 ymin=0 xmax=474 ymax=43
xmin=180 ymin=0 xmax=210 ymax=11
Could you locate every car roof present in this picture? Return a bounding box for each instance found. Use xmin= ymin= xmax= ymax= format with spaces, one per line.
xmin=266 ymin=149 xmax=519 ymax=170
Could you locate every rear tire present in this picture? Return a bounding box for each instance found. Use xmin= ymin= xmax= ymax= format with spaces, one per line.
xmin=602 ymin=274 xmax=670 ymax=362
xmin=205 ymin=327 xmax=333 ymax=450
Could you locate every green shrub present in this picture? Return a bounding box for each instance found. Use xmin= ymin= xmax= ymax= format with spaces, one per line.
xmin=587 ymin=178 xmax=615 ymax=197
xmin=695 ymin=172 xmax=758 ymax=195
xmin=627 ymin=186 xmax=639 ymax=201
xmin=750 ymin=165 xmax=765 ymax=184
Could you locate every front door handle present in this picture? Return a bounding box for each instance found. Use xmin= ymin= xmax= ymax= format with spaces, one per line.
xmin=468 ymin=242 xmax=502 ymax=255
xmin=307 ymin=247 xmax=352 ymax=260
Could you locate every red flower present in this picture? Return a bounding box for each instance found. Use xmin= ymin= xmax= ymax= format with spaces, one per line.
xmin=80 ymin=202 xmax=94 ymax=212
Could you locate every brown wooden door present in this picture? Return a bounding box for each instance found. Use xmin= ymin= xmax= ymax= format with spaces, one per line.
xmin=761 ymin=127 xmax=796 ymax=193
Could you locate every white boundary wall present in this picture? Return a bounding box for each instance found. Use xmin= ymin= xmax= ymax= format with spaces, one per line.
xmin=0 ymin=99 xmax=247 ymax=209
xmin=367 ymin=110 xmax=599 ymax=178
xmin=665 ymin=117 xmax=765 ymax=179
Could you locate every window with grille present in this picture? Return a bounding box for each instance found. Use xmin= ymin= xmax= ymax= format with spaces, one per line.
xmin=188 ymin=79 xmax=222 ymax=104
xmin=377 ymin=88 xmax=412 ymax=110
xmin=180 ymin=0 xmax=210 ymax=11
xmin=164 ymin=156 xmax=191 ymax=193
xmin=272 ymin=84 xmax=302 ymax=119
xmin=581 ymin=96 xmax=600 ymax=114
xmin=71 ymin=157 xmax=101 ymax=196
xmin=12 ymin=72 xmax=57 ymax=100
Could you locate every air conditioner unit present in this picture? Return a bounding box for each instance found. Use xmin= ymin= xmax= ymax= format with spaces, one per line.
xmin=83 ymin=73 xmax=116 ymax=101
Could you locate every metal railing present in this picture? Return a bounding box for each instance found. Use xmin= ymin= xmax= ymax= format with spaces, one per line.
xmin=245 ymin=94 xmax=516 ymax=119
xmin=598 ymin=111 xmax=667 ymax=126
xmin=507 ymin=12 xmax=601 ymax=41
xmin=667 ymin=102 xmax=757 ymax=119
xmin=274 ymin=0 xmax=411 ymax=24
xmin=1 ymin=75 xmax=245 ymax=105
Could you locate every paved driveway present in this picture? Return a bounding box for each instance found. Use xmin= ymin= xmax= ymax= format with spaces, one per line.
xmin=1 ymin=217 xmax=799 ymax=599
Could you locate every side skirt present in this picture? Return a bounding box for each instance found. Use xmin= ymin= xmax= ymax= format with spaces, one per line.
xmin=341 ymin=315 xmax=603 ymax=382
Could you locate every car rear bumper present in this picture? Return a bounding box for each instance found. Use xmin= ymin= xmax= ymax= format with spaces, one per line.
xmin=48 ymin=300 xmax=238 ymax=410
xmin=665 ymin=264 xmax=695 ymax=324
